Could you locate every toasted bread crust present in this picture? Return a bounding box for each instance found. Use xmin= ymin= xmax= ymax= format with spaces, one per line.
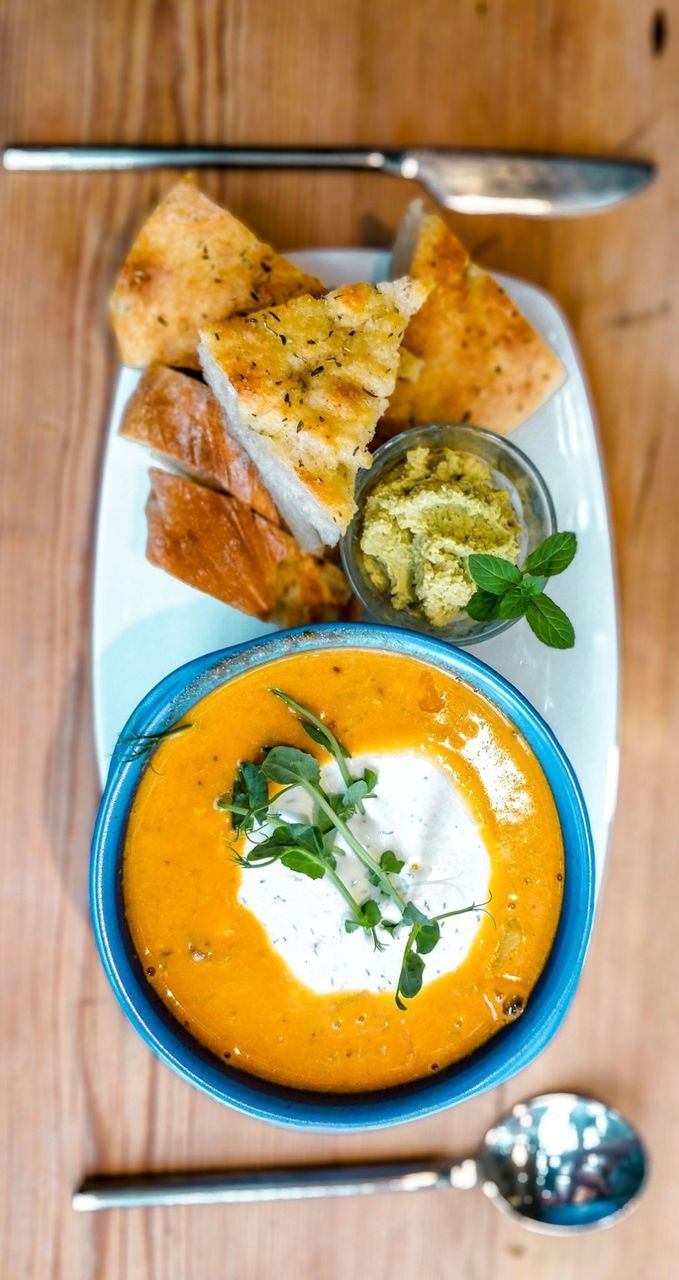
xmin=145 ymin=468 xmax=353 ymax=625
xmin=109 ymin=176 xmax=324 ymax=368
xmin=384 ymin=212 xmax=565 ymax=436
xmin=120 ymin=364 xmax=279 ymax=524
xmin=199 ymin=277 xmax=429 ymax=541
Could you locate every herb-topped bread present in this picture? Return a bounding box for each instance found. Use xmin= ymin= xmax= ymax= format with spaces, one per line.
xmin=198 ymin=278 xmax=430 ymax=549
xmin=109 ymin=175 xmax=324 ymax=369
xmin=384 ymin=201 xmax=565 ymax=436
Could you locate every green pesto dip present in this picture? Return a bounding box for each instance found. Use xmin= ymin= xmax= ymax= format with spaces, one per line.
xmin=359 ymin=445 xmax=520 ymax=627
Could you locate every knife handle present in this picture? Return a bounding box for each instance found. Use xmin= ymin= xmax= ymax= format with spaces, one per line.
xmin=2 ymin=144 xmax=405 ymax=173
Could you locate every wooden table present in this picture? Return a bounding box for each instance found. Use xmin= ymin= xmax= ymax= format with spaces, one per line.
xmin=1 ymin=1 xmax=677 ymax=1275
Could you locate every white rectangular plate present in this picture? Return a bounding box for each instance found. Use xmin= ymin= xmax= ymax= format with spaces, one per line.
xmin=93 ymin=249 xmax=618 ymax=891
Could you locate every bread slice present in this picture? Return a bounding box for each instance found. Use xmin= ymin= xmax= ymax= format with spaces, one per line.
xmin=120 ymin=364 xmax=279 ymax=524
xmin=383 ymin=201 xmax=565 ymax=437
xmin=198 ymin=278 xmax=430 ymax=549
xmin=109 ymin=175 xmax=324 ymax=369
xmin=145 ymin=468 xmax=354 ymax=625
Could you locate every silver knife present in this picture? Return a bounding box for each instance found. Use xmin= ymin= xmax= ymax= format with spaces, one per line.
xmin=1 ymin=145 xmax=654 ymax=216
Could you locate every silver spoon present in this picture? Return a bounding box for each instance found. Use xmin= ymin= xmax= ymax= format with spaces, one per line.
xmin=73 ymin=1092 xmax=647 ymax=1233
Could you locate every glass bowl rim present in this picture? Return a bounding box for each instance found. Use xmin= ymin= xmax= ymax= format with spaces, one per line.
xmin=340 ymin=421 xmax=557 ymax=647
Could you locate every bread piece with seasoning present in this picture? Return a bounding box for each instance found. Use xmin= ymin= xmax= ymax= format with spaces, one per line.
xmin=198 ymin=278 xmax=430 ymax=550
xmin=145 ymin=467 xmax=354 ymax=626
xmin=120 ymin=364 xmax=279 ymax=524
xmin=109 ymin=175 xmax=324 ymax=369
xmin=383 ymin=201 xmax=565 ymax=437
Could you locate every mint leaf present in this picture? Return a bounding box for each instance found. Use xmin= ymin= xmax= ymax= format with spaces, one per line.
xmin=525 ymin=532 xmax=577 ymax=578
xmin=262 ymin=746 xmax=320 ymax=785
xmin=498 ymin=587 xmax=529 ymax=620
xmin=526 ymin=594 xmax=575 ymax=649
xmin=466 ymin=589 xmax=501 ymax=621
xmin=380 ymin=849 xmax=405 ymax=874
xmin=468 ymin=554 xmax=522 ymax=594
xmin=521 ymin=574 xmax=546 ymax=596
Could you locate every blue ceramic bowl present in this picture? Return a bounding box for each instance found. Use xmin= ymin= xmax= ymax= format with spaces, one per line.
xmin=91 ymin=623 xmax=595 ymax=1132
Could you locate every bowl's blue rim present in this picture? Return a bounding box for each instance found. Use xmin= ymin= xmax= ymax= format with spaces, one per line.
xmin=90 ymin=622 xmax=595 ymax=1132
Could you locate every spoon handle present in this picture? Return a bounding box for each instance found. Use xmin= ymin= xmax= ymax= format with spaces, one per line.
xmin=73 ymin=1158 xmax=470 ymax=1211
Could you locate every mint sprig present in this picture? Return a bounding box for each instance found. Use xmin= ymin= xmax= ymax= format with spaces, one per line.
xmin=467 ymin=531 xmax=577 ymax=649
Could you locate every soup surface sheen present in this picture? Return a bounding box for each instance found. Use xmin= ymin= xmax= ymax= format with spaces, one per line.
xmin=123 ymin=649 xmax=564 ymax=1092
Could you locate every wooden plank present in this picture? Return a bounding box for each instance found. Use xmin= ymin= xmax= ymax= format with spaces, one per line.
xmin=0 ymin=1 xmax=677 ymax=1275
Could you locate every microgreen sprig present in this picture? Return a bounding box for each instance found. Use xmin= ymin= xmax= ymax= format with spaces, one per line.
xmin=117 ymin=721 xmax=193 ymax=763
xmin=260 ymin=746 xmax=406 ymax=913
xmin=270 ymin=688 xmax=376 ymax=819
xmin=235 ymin=821 xmax=386 ymax=950
xmin=466 ymin=531 xmax=577 ymax=649
xmin=217 ymin=691 xmax=490 ymax=1009
xmin=394 ymin=899 xmax=494 ymax=1009
xmin=216 ymin=760 xmax=272 ymax=832
xmin=270 ymin=688 xmax=352 ymax=785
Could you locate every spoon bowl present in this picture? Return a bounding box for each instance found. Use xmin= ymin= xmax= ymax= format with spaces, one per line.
xmin=478 ymin=1092 xmax=648 ymax=1233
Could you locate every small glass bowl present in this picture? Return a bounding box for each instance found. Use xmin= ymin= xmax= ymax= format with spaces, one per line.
xmin=340 ymin=423 xmax=557 ymax=646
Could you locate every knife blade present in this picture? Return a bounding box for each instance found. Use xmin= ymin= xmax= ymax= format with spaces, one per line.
xmin=1 ymin=144 xmax=654 ymax=216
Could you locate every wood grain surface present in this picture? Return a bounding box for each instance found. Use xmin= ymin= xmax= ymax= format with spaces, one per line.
xmin=1 ymin=2 xmax=678 ymax=1276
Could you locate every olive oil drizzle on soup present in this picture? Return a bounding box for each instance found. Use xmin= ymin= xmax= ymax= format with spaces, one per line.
xmin=123 ymin=650 xmax=564 ymax=1093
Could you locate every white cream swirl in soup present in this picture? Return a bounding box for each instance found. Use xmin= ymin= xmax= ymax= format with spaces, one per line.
xmin=238 ymin=751 xmax=491 ymax=993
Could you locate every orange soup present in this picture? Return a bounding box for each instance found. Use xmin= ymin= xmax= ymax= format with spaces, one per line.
xmin=123 ymin=649 xmax=563 ymax=1092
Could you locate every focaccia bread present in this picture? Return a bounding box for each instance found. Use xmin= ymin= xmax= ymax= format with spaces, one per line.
xmin=120 ymin=364 xmax=279 ymax=524
xmin=384 ymin=202 xmax=565 ymax=436
xmin=198 ymin=277 xmax=430 ymax=549
xmin=109 ymin=176 xmax=324 ymax=369
xmin=145 ymin=468 xmax=354 ymax=626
